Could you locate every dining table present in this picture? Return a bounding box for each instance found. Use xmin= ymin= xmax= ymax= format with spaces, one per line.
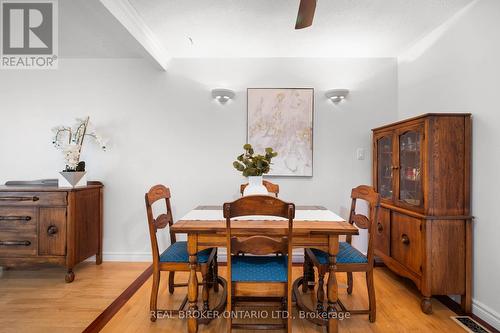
xmin=171 ymin=204 xmax=359 ymax=333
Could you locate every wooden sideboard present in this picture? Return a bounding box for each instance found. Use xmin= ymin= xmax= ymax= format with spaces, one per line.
xmin=0 ymin=182 xmax=103 ymax=282
xmin=372 ymin=114 xmax=472 ymax=314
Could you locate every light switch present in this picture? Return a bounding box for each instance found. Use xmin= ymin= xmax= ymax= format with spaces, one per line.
xmin=356 ymin=148 xmax=365 ymax=160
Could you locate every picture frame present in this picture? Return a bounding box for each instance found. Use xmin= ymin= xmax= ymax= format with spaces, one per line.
xmin=247 ymin=88 xmax=314 ymax=177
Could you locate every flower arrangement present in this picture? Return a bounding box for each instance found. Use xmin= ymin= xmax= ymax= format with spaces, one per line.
xmin=233 ymin=144 xmax=278 ymax=177
xmin=52 ymin=117 xmax=107 ymax=172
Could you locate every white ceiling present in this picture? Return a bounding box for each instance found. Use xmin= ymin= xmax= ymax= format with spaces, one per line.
xmin=128 ymin=0 xmax=473 ymax=58
xmin=59 ymin=0 xmax=145 ymax=58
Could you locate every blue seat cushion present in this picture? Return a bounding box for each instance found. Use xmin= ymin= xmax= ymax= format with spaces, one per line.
xmin=231 ymin=255 xmax=288 ymax=282
xmin=159 ymin=241 xmax=212 ymax=263
xmin=310 ymin=242 xmax=368 ymax=264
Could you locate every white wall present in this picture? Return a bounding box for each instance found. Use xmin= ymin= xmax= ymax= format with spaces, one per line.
xmin=398 ymin=0 xmax=500 ymax=328
xmin=0 ymin=57 xmax=397 ymax=260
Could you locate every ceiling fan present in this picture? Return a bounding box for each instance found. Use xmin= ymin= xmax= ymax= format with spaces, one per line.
xmin=295 ymin=0 xmax=317 ymax=29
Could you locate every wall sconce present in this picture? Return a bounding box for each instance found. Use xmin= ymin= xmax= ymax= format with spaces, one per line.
xmin=212 ymin=89 xmax=235 ymax=104
xmin=325 ymin=89 xmax=349 ymax=103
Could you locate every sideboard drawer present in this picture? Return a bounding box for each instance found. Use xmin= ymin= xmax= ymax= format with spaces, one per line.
xmin=0 ymin=207 xmax=37 ymax=232
xmin=0 ymin=192 xmax=67 ymax=206
xmin=391 ymin=212 xmax=422 ymax=275
xmin=0 ymin=231 xmax=37 ymax=256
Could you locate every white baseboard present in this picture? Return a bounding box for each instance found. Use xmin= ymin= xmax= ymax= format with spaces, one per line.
xmin=472 ymin=299 xmax=500 ymax=330
xmin=448 ymin=295 xmax=500 ymax=330
xmin=86 ymin=252 xmax=152 ymax=262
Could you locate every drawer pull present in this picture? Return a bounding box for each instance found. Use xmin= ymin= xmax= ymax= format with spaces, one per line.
xmin=47 ymin=225 xmax=59 ymax=236
xmin=401 ymin=234 xmax=410 ymax=245
xmin=0 ymin=216 xmax=32 ymax=221
xmin=0 ymin=240 xmax=31 ymax=246
xmin=0 ymin=196 xmax=39 ymax=202
xmin=377 ymin=223 xmax=383 ymax=233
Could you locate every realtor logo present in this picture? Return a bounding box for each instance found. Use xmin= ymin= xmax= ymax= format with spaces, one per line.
xmin=1 ymin=0 xmax=58 ymax=69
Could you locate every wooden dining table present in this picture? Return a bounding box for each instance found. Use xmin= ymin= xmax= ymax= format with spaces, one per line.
xmin=171 ymin=205 xmax=359 ymax=333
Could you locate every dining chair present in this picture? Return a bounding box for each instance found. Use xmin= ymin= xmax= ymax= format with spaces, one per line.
xmin=240 ymin=180 xmax=280 ymax=197
xmin=145 ymin=184 xmax=219 ymax=321
xmin=304 ymin=185 xmax=381 ymax=322
xmin=224 ymin=195 xmax=295 ymax=332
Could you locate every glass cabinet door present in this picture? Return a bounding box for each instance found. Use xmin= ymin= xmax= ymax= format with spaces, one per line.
xmin=398 ymin=129 xmax=423 ymax=206
xmin=377 ymin=136 xmax=393 ymax=200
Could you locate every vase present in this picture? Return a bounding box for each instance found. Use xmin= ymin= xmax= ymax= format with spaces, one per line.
xmin=58 ymin=171 xmax=87 ymax=188
xmin=243 ymin=176 xmax=268 ymax=196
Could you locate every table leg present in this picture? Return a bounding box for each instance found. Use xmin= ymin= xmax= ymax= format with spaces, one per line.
xmin=187 ymin=234 xmax=199 ymax=333
xmin=327 ymin=236 xmax=339 ymax=333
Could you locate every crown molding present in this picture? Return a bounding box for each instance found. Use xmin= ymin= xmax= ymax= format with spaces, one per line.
xmin=99 ymin=0 xmax=170 ymax=71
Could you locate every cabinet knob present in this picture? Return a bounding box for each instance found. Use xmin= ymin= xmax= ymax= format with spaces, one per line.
xmin=47 ymin=225 xmax=59 ymax=236
xmin=391 ymin=165 xmax=399 ymax=170
xmin=401 ymin=234 xmax=410 ymax=245
xmin=377 ymin=223 xmax=383 ymax=233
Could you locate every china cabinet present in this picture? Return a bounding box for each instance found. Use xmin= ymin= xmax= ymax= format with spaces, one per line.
xmin=372 ymin=114 xmax=472 ymax=314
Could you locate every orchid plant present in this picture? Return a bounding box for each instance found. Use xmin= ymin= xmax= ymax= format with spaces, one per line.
xmin=52 ymin=117 xmax=107 ymax=172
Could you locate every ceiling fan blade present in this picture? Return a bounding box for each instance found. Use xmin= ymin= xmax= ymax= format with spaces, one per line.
xmin=295 ymin=0 xmax=317 ymax=29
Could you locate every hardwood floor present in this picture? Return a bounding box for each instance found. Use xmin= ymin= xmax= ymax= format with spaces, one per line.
xmin=0 ymin=262 xmax=149 ymax=333
xmin=103 ymin=266 xmax=465 ymax=333
xmin=0 ymin=262 xmax=467 ymax=332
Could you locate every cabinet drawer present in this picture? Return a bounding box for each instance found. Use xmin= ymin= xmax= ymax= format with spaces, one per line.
xmin=391 ymin=212 xmax=422 ymax=275
xmin=0 ymin=207 xmax=37 ymax=232
xmin=0 ymin=231 xmax=37 ymax=256
xmin=373 ymin=207 xmax=390 ymax=256
xmin=0 ymin=192 xmax=67 ymax=206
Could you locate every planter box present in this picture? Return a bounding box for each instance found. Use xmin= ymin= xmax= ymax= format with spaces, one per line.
xmin=58 ymin=172 xmax=87 ymax=188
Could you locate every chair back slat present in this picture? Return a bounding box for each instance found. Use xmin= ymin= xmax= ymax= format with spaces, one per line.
xmin=351 ymin=185 xmax=379 ymax=205
xmin=231 ymin=236 xmax=287 ymax=256
xmin=224 ymin=195 xmax=293 ymax=219
xmin=154 ymin=213 xmax=172 ymax=229
xmin=147 ymin=185 xmax=171 ymax=204
xmin=351 ymin=213 xmax=370 ymax=229
xmin=240 ymin=180 xmax=279 ymax=197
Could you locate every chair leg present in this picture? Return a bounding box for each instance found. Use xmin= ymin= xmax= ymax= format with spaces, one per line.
xmin=287 ymin=290 xmax=292 ymax=333
xmin=316 ymin=270 xmax=325 ymax=313
xmin=281 ymin=298 xmax=288 ymax=329
xmin=347 ymin=272 xmax=353 ymax=295
xmin=227 ymin=288 xmax=232 ymax=333
xmin=213 ymin=252 xmax=219 ymax=292
xmin=150 ymin=270 xmax=160 ymax=322
xmin=366 ymin=270 xmax=376 ymax=322
xmin=168 ymin=271 xmax=175 ymax=295
xmin=308 ymin=259 xmax=316 ymax=291
xmin=207 ymin=263 xmax=214 ymax=290
xmin=302 ymin=251 xmax=312 ymax=293
xmin=201 ymin=268 xmax=209 ymax=312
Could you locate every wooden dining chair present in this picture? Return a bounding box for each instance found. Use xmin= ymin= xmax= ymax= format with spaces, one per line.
xmin=240 ymin=180 xmax=279 ymax=197
xmin=304 ymin=185 xmax=381 ymax=322
xmin=145 ymin=185 xmax=219 ymax=322
xmin=224 ymin=195 xmax=295 ymax=332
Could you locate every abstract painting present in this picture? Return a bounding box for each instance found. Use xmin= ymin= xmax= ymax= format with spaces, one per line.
xmin=247 ymin=88 xmax=314 ymax=176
